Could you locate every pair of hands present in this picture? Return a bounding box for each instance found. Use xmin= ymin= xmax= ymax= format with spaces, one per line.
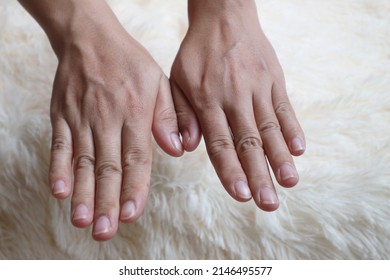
xmin=45 ymin=0 xmax=305 ymax=241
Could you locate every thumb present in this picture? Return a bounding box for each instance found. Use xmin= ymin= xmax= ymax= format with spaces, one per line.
xmin=170 ymin=78 xmax=202 ymax=152
xmin=152 ymin=75 xmax=184 ymax=157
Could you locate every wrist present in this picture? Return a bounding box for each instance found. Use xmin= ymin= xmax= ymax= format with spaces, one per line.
xmin=19 ymin=0 xmax=124 ymax=57
xmin=187 ymin=0 xmax=258 ymax=25
xmin=186 ymin=0 xmax=262 ymax=43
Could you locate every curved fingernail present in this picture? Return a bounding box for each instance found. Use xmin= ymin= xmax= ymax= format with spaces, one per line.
xmin=93 ymin=216 xmax=111 ymax=235
xmin=260 ymin=187 xmax=278 ymax=205
xmin=181 ymin=129 xmax=190 ymax=147
xmin=278 ymin=163 xmax=298 ymax=181
xmin=171 ymin=133 xmax=183 ymax=152
xmin=120 ymin=201 xmax=136 ymax=221
xmin=52 ymin=180 xmax=65 ymax=195
xmin=72 ymin=204 xmax=89 ymax=221
xmin=234 ymin=180 xmax=252 ymax=200
xmin=291 ymin=137 xmax=305 ymax=153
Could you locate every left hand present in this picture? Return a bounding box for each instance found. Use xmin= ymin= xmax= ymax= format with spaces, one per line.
xmin=170 ymin=0 xmax=305 ymax=211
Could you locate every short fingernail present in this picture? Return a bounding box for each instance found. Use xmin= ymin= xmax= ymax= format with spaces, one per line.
xmin=234 ymin=180 xmax=252 ymax=200
xmin=171 ymin=133 xmax=183 ymax=152
xmin=278 ymin=163 xmax=297 ymax=181
xmin=52 ymin=180 xmax=65 ymax=195
xmin=260 ymin=188 xmax=278 ymax=205
xmin=291 ymin=137 xmax=305 ymax=153
xmin=72 ymin=204 xmax=89 ymax=221
xmin=93 ymin=216 xmax=111 ymax=235
xmin=120 ymin=201 xmax=136 ymax=221
xmin=182 ymin=129 xmax=190 ymax=147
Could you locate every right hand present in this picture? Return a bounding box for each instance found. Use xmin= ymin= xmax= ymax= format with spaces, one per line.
xmin=48 ymin=10 xmax=183 ymax=241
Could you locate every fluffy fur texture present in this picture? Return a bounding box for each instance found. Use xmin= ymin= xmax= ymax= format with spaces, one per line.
xmin=0 ymin=0 xmax=389 ymax=259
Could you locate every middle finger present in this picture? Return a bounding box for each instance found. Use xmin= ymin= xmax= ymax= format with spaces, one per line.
xmin=226 ymin=101 xmax=279 ymax=211
xmin=92 ymin=125 xmax=122 ymax=241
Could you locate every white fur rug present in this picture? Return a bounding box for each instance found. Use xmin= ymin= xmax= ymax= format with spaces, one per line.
xmin=1 ymin=0 xmax=389 ymax=259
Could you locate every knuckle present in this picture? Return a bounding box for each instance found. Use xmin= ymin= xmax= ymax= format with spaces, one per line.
xmin=74 ymin=154 xmax=95 ymax=170
xmin=125 ymin=100 xmax=145 ymax=119
xmin=275 ymin=101 xmax=292 ymax=116
xmin=236 ymin=135 xmax=264 ymax=154
xmin=144 ymin=63 xmax=162 ymax=79
xmin=51 ymin=136 xmax=72 ymax=153
xmin=258 ymin=120 xmax=281 ymax=135
xmin=95 ymin=161 xmax=122 ymax=180
xmin=207 ymin=135 xmax=235 ymax=160
xmin=255 ymin=64 xmax=272 ymax=83
xmin=122 ymin=148 xmax=151 ymax=169
xmin=257 ymin=67 xmax=272 ymax=81
xmin=190 ymin=83 xmax=218 ymax=112
xmin=193 ymin=95 xmax=217 ymax=113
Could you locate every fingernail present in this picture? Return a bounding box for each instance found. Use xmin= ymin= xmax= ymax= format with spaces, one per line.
xmin=260 ymin=188 xmax=278 ymax=205
xmin=182 ymin=129 xmax=190 ymax=147
xmin=291 ymin=137 xmax=304 ymax=153
xmin=52 ymin=180 xmax=65 ymax=195
xmin=93 ymin=216 xmax=110 ymax=235
xmin=278 ymin=163 xmax=297 ymax=181
xmin=234 ymin=180 xmax=252 ymax=200
xmin=72 ymin=204 xmax=89 ymax=221
xmin=171 ymin=133 xmax=183 ymax=152
xmin=121 ymin=201 xmax=136 ymax=221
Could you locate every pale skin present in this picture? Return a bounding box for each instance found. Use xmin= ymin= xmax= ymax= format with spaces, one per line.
xmin=18 ymin=0 xmax=305 ymax=241
xmin=172 ymin=0 xmax=306 ymax=211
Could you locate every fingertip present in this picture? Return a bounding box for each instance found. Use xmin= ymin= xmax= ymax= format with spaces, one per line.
xmin=259 ymin=201 xmax=279 ymax=212
xmin=233 ymin=180 xmax=253 ymax=202
xmin=71 ymin=204 xmax=93 ymax=228
xmin=120 ymin=200 xmax=145 ymax=223
xmin=154 ymin=131 xmax=184 ymax=157
xmin=170 ymin=132 xmax=185 ymax=156
xmin=120 ymin=200 xmax=136 ymax=223
xmin=289 ymin=136 xmax=306 ymax=156
xmin=181 ymin=126 xmax=202 ymax=152
xmin=277 ymin=163 xmax=299 ymax=188
xmin=256 ymin=187 xmax=279 ymax=212
xmin=92 ymin=215 xmax=118 ymax=242
xmin=50 ymin=179 xmax=71 ymax=199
